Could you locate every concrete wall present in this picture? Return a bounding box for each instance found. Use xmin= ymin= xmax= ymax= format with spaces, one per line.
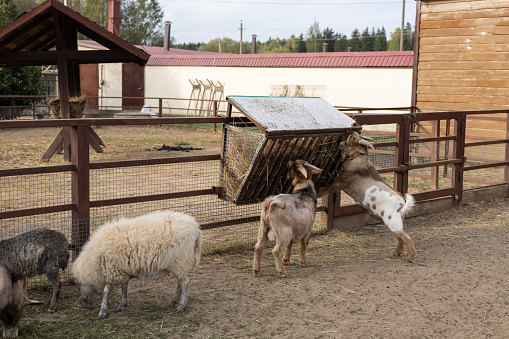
xmin=143 ymin=66 xmax=412 ymax=115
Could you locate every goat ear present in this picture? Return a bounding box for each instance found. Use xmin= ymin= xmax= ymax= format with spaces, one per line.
xmin=304 ymin=163 xmax=322 ymax=175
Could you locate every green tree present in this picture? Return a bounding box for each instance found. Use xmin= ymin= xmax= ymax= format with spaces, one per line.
xmin=0 ymin=0 xmax=17 ymax=27
xmin=0 ymin=0 xmax=45 ymax=119
xmin=305 ymin=19 xmax=322 ymax=52
xmin=388 ymin=23 xmax=414 ymax=51
xmin=374 ymin=27 xmax=387 ymax=51
xmin=120 ymin=0 xmax=164 ymax=46
xmin=360 ymin=27 xmax=375 ymax=51
xmin=349 ymin=29 xmax=361 ymax=51
xmin=199 ymin=37 xmax=239 ymax=53
xmin=334 ymin=33 xmax=348 ymax=52
xmin=296 ymin=34 xmax=306 ymax=53
xmin=323 ymin=27 xmax=335 ymax=52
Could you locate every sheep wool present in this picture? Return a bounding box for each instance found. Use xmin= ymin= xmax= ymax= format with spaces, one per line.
xmin=72 ymin=210 xmax=202 ymax=318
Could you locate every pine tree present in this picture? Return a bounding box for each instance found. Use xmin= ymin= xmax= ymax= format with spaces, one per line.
xmin=374 ymin=27 xmax=387 ymax=51
xmin=323 ymin=27 xmax=335 ymax=52
xmin=349 ymin=29 xmax=361 ymax=52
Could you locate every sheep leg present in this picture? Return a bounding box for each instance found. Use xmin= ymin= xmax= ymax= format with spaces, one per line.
xmin=171 ymin=275 xmax=189 ymax=312
xmin=253 ymin=221 xmax=270 ymax=276
xmin=283 ymin=241 xmax=293 ymax=265
xmin=299 ymin=233 xmax=311 ymax=267
xmin=46 ymin=270 xmax=61 ymax=313
xmin=272 ymin=239 xmax=291 ymax=278
xmin=98 ymin=284 xmax=111 ymax=319
xmin=116 ymin=283 xmax=128 ymax=312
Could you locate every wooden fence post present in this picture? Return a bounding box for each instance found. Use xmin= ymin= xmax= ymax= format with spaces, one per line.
xmin=70 ymin=125 xmax=90 ymax=259
xmin=158 ymin=98 xmax=163 ymax=117
xmin=395 ymin=117 xmax=410 ymax=195
xmin=325 ymin=192 xmax=336 ymax=232
xmin=505 ymin=113 xmax=509 ymax=185
xmin=453 ymin=114 xmax=466 ymax=208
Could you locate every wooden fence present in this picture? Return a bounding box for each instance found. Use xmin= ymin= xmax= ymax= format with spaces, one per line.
xmin=1 ymin=108 xmax=508 ymax=254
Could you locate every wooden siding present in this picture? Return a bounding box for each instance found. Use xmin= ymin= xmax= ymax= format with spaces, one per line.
xmin=415 ymin=0 xmax=509 ymax=136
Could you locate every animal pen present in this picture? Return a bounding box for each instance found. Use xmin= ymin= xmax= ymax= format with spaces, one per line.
xmin=1 ymin=100 xmax=509 ymax=274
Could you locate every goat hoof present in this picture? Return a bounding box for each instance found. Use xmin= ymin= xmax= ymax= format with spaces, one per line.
xmin=47 ymin=308 xmax=56 ymax=313
xmin=392 ymin=251 xmax=402 ymax=257
xmin=407 ymin=257 xmax=416 ymax=264
xmin=97 ymin=313 xmax=107 ymax=320
xmin=253 ymin=270 xmax=261 ymax=277
xmin=175 ymin=305 xmax=186 ymax=313
xmin=278 ymin=272 xmax=287 ymax=278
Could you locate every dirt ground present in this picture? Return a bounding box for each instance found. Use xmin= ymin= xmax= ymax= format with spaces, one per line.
xmin=3 ymin=125 xmax=509 ymax=338
xmin=18 ymin=197 xmax=508 ymax=338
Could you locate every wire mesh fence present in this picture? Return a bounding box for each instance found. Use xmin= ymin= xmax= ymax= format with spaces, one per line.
xmin=1 ymin=110 xmax=509 ymax=280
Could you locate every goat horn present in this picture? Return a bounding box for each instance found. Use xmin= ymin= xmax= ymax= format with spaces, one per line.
xmin=297 ymin=165 xmax=308 ymax=179
xmin=361 ymin=135 xmax=376 ymax=142
xmin=358 ymin=139 xmax=375 ymax=149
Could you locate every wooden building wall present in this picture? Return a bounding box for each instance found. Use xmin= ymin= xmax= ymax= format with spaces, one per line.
xmin=414 ymin=0 xmax=509 ymax=138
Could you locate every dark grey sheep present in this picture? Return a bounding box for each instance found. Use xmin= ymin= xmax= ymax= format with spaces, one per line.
xmin=0 ymin=229 xmax=69 ymax=313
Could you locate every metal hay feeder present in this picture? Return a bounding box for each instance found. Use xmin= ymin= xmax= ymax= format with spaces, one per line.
xmin=220 ymin=96 xmax=361 ymax=204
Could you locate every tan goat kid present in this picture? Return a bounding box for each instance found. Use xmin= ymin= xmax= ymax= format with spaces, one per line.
xmin=253 ymin=159 xmax=322 ymax=278
xmin=318 ymin=132 xmax=416 ymax=263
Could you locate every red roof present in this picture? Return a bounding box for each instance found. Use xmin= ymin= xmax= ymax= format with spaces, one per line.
xmin=78 ymin=41 xmax=413 ymax=68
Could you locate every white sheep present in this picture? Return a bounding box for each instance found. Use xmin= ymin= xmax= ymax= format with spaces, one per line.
xmin=253 ymin=159 xmax=323 ymax=277
xmin=72 ymin=210 xmax=202 ymax=319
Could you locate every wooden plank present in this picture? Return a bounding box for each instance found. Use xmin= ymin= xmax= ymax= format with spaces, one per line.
xmin=89 ymin=189 xmax=212 ymax=208
xmin=417 ymin=79 xmax=509 ymax=89
xmin=420 ymin=26 xmax=509 ymax=38
xmin=89 ymin=154 xmax=220 ymax=170
xmin=416 ymin=101 xmax=509 ymax=112
xmin=419 ymin=52 xmax=509 ymax=62
xmin=417 ymin=93 xmax=509 ymax=106
xmin=40 ymin=129 xmax=63 ymax=162
xmin=420 ymin=43 xmax=509 ymax=53
xmin=421 ymin=1 xmax=509 ymax=14
xmin=420 ymin=17 xmax=509 ymax=29
xmin=421 ymin=7 xmax=509 ymax=21
xmin=420 ymin=35 xmax=509 ymax=45
xmin=418 ymin=61 xmax=509 ymax=70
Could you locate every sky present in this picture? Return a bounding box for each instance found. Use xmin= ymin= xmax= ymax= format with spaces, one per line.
xmin=160 ymin=0 xmax=417 ymax=44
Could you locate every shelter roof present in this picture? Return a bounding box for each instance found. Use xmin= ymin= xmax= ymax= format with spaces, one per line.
xmin=0 ymin=0 xmax=149 ymax=67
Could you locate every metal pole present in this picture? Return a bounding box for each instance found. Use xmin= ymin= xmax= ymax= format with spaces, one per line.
xmin=400 ymin=0 xmax=406 ymax=51
xmin=239 ymin=20 xmax=243 ymax=54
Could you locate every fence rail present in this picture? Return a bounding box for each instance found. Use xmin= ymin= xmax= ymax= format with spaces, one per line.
xmin=1 ymin=108 xmax=509 ymax=252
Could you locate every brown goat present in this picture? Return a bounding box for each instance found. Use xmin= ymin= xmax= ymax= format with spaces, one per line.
xmin=253 ymin=160 xmax=322 ymax=277
xmin=318 ymin=132 xmax=417 ymax=263
xmin=0 ymin=261 xmax=41 ymax=338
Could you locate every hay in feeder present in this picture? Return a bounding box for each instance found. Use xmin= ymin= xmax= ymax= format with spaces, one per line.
xmin=49 ymin=96 xmax=86 ymax=119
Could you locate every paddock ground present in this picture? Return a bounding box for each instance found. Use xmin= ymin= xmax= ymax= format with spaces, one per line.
xmin=17 ymin=197 xmax=509 ymax=338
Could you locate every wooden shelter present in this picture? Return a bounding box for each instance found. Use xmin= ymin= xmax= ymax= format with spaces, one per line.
xmin=0 ymin=0 xmax=150 ymax=160
xmin=412 ymin=0 xmax=509 ymax=138
xmin=220 ymin=96 xmax=360 ymax=204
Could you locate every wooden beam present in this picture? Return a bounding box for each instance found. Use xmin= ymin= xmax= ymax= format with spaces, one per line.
xmin=0 ymin=50 xmax=149 ymax=67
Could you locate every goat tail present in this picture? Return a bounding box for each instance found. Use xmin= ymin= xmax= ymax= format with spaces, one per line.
xmin=401 ymin=193 xmax=415 ymax=216
xmin=193 ymin=233 xmax=202 ymax=270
